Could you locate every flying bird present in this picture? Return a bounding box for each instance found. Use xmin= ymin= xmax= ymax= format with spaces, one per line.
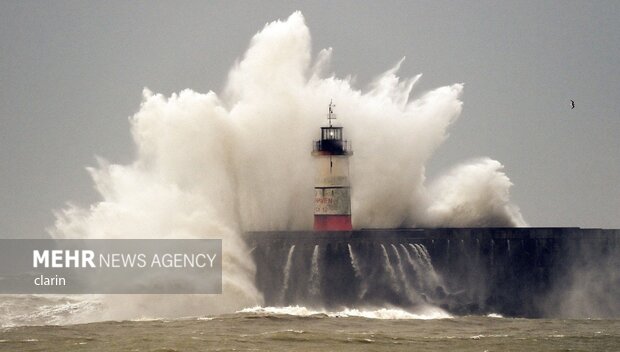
xmin=570 ymin=100 xmax=575 ymax=109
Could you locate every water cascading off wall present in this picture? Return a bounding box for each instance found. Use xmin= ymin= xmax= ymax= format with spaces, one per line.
xmin=247 ymin=228 xmax=620 ymax=318
xmin=254 ymin=237 xmax=450 ymax=311
xmin=279 ymin=245 xmax=296 ymax=304
xmin=309 ymin=245 xmax=321 ymax=297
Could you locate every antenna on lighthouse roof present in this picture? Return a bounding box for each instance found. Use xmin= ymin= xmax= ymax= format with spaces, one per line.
xmin=327 ymin=99 xmax=336 ymax=127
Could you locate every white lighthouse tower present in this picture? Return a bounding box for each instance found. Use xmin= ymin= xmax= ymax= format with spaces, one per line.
xmin=312 ymin=101 xmax=353 ymax=231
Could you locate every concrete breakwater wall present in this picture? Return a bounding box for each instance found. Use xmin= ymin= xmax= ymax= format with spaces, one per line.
xmin=245 ymin=228 xmax=620 ymax=318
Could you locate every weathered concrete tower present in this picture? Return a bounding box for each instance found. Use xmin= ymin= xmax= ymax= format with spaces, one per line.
xmin=312 ymin=101 xmax=353 ymax=231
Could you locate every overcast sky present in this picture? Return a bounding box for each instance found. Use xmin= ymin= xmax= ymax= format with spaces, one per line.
xmin=1 ymin=0 xmax=619 ymax=237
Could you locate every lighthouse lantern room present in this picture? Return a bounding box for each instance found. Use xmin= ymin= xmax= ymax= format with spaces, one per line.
xmin=312 ymin=101 xmax=353 ymax=231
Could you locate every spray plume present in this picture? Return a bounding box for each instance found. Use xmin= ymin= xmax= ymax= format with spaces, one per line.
xmin=50 ymin=11 xmax=525 ymax=321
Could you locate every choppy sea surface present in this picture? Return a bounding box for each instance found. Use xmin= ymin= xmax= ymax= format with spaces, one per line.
xmin=1 ymin=296 xmax=619 ymax=351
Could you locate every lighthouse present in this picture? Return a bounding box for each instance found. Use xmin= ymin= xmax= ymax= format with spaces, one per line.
xmin=312 ymin=101 xmax=353 ymax=231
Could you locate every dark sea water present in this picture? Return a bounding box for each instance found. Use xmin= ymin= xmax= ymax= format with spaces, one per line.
xmin=2 ymin=311 xmax=619 ymax=351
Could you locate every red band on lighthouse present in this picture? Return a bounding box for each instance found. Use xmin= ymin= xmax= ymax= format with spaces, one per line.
xmin=313 ymin=215 xmax=352 ymax=231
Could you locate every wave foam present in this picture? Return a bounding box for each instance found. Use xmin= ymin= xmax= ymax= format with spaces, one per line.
xmin=486 ymin=313 xmax=504 ymax=318
xmin=238 ymin=305 xmax=451 ymax=320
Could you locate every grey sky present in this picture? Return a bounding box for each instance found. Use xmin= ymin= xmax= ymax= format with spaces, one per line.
xmin=1 ymin=0 xmax=619 ymax=238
